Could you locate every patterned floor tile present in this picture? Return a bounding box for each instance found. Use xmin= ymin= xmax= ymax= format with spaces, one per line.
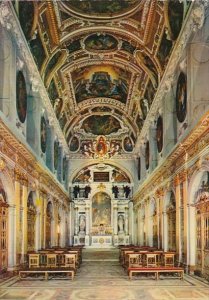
xmin=0 ymin=250 xmax=208 ymax=300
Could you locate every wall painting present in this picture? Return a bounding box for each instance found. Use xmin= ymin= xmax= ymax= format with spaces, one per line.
xmin=145 ymin=141 xmax=149 ymax=170
xmin=16 ymin=71 xmax=27 ymax=123
xmin=176 ymin=72 xmax=187 ymax=123
xmin=40 ymin=116 xmax=47 ymax=153
xmin=69 ymin=136 xmax=80 ymax=152
xmin=156 ymin=115 xmax=163 ymax=153
xmin=92 ymin=192 xmax=111 ymax=226
xmin=54 ymin=140 xmax=59 ymax=170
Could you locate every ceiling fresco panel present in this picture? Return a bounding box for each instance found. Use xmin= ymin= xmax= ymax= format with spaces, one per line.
xmin=71 ymin=65 xmax=131 ymax=104
xmin=84 ymin=34 xmax=118 ymax=52
xmin=61 ymin=0 xmax=141 ymax=18
xmin=81 ymin=115 xmax=121 ymax=136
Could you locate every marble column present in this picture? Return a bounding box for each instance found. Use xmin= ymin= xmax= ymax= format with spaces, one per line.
xmin=85 ymin=208 xmax=89 ymax=235
xmin=144 ymin=201 xmax=149 ymax=245
xmin=128 ymin=201 xmax=134 ymax=243
xmin=174 ymin=176 xmax=181 ymax=262
xmin=85 ymin=206 xmax=90 ymax=246
xmin=156 ymin=198 xmax=160 ymax=249
xmin=22 ymin=184 xmax=28 ymax=262
xmin=35 ymin=210 xmax=41 ymax=251
xmin=113 ymin=206 xmax=118 ymax=235
xmin=8 ymin=205 xmax=16 ymax=270
xmin=14 ymin=180 xmax=21 ymax=265
xmin=163 ymin=212 xmax=168 ymax=251
xmin=74 ymin=207 xmax=79 ymax=236
xmin=182 ymin=173 xmax=188 ymax=267
xmin=157 ymin=189 xmax=164 ymax=249
xmin=42 ymin=196 xmax=47 ymax=248
xmin=125 ymin=207 xmax=129 ymax=235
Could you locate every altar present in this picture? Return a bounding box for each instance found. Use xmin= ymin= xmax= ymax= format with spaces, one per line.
xmin=91 ymin=235 xmax=113 ymax=248
xmin=73 ymin=190 xmax=132 ymax=247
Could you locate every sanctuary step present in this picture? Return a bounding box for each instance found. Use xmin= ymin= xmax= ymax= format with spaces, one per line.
xmin=82 ymin=248 xmax=119 ymax=262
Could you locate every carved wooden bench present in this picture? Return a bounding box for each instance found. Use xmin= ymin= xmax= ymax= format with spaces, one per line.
xmin=19 ymin=267 xmax=75 ymax=280
xmin=128 ymin=267 xmax=184 ymax=280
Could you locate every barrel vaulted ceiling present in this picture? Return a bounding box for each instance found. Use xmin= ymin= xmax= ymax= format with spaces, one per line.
xmin=17 ymin=0 xmax=190 ymax=159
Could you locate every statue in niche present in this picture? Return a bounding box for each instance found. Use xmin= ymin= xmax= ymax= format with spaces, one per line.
xmin=123 ymin=185 xmax=131 ymax=198
xmin=79 ymin=215 xmax=86 ymax=233
xmin=118 ymin=215 xmax=125 ymax=233
xmin=112 ymin=185 xmax=119 ymax=198
xmin=84 ymin=185 xmax=91 ymax=198
xmin=73 ymin=185 xmax=80 ymax=198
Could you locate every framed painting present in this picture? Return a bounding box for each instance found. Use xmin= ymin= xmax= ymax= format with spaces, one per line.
xmin=16 ymin=71 xmax=27 ymax=123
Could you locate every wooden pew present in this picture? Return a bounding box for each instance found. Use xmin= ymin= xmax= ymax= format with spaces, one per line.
xmin=19 ymin=267 xmax=75 ymax=280
xmin=128 ymin=266 xmax=184 ymax=280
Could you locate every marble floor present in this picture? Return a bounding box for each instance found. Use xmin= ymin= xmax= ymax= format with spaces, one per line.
xmin=0 ymin=249 xmax=208 ymax=300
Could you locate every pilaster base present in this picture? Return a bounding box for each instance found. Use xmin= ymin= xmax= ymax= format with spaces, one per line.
xmin=85 ymin=235 xmax=90 ymax=246
xmin=114 ymin=235 xmax=118 ymax=246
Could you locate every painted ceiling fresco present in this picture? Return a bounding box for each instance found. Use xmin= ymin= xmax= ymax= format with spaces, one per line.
xmin=81 ymin=115 xmax=121 ymax=136
xmin=71 ymin=65 xmax=130 ymax=104
xmin=84 ymin=34 xmax=118 ymax=52
xmin=61 ymin=0 xmax=140 ymax=17
xmin=17 ymin=0 xmax=191 ymax=158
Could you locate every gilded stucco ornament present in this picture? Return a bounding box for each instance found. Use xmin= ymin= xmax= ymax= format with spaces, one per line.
xmin=0 ymin=158 xmax=6 ymax=171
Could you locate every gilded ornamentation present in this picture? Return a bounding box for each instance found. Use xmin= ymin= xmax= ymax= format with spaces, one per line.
xmin=0 ymin=158 xmax=6 ymax=171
